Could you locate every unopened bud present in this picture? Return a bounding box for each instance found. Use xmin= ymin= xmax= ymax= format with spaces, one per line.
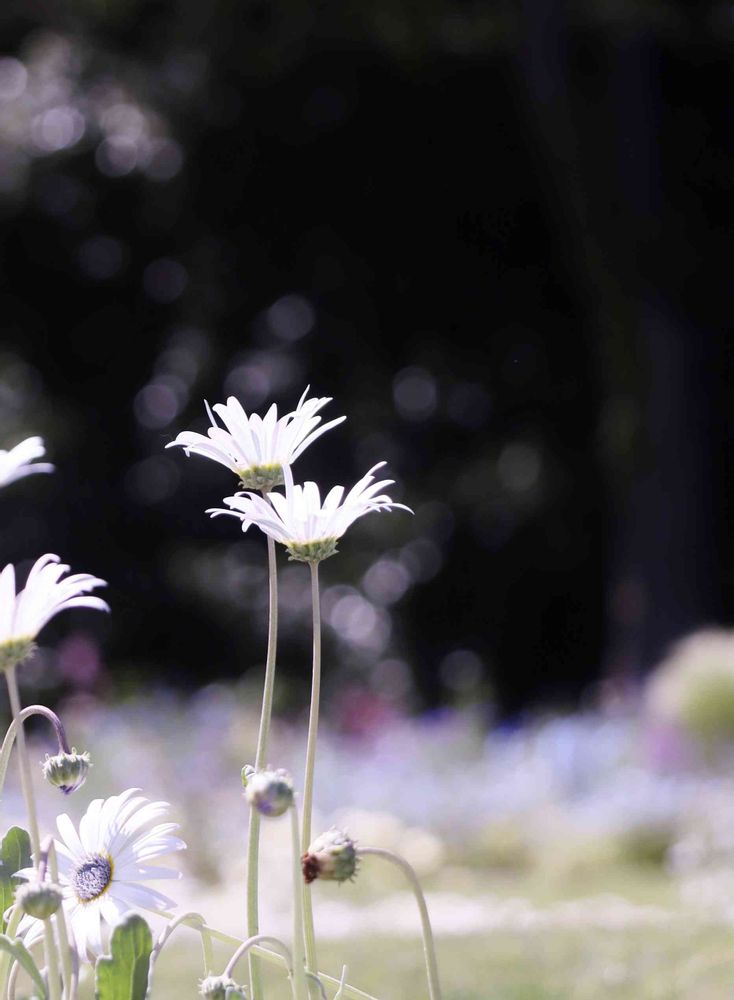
xmin=302 ymin=828 xmax=358 ymax=884
xmin=16 ymin=880 xmax=64 ymax=919
xmin=245 ymin=768 xmax=294 ymax=818
xmin=199 ymin=974 xmax=248 ymax=999
xmin=42 ymin=748 xmax=91 ymax=795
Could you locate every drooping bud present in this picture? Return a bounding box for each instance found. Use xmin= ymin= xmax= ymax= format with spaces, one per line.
xmin=302 ymin=828 xmax=358 ymax=884
xmin=199 ymin=974 xmax=248 ymax=999
xmin=42 ymin=748 xmax=91 ymax=795
xmin=244 ymin=768 xmax=294 ymax=818
xmin=15 ymin=880 xmax=64 ymax=919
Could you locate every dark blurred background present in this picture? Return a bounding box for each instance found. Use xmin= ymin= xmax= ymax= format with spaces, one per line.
xmin=0 ymin=0 xmax=732 ymax=720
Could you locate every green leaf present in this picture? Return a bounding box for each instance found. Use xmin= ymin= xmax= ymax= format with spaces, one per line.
xmin=95 ymin=913 xmax=153 ymax=1000
xmin=0 ymin=827 xmax=31 ymax=933
xmin=0 ymin=934 xmax=47 ymax=998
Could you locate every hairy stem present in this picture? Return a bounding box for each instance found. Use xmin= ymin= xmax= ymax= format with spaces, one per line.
xmin=301 ymin=561 xmax=321 ymax=974
xmin=358 ymin=848 xmax=442 ymax=1000
xmin=289 ymin=806 xmax=309 ymax=1000
xmin=48 ymin=842 xmax=74 ymax=1000
xmin=247 ymin=533 xmax=279 ymax=1000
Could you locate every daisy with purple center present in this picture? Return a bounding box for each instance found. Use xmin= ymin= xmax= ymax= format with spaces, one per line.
xmin=16 ymin=789 xmax=185 ymax=960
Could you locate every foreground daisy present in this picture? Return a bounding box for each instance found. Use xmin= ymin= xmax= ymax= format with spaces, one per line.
xmin=209 ymin=462 xmax=411 ymax=562
xmin=0 ymin=554 xmax=109 ymax=672
xmin=0 ymin=436 xmax=54 ymax=489
xmin=166 ymin=386 xmax=346 ymax=490
xmin=16 ymin=789 xmax=185 ymax=959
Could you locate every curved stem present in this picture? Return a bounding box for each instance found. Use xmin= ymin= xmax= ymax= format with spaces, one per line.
xmin=288 ymin=806 xmax=308 ymax=1000
xmin=5 ymin=667 xmax=41 ymax=861
xmin=4 ymin=668 xmax=64 ymax=1000
xmin=147 ymin=912 xmax=212 ymax=996
xmin=0 ymin=705 xmax=71 ymax=803
xmin=224 ymin=934 xmax=292 ymax=979
xmin=247 ymin=532 xmax=279 ymax=1000
xmin=301 ymin=561 xmax=321 ymax=974
xmin=334 ymin=966 xmax=349 ymax=1000
xmin=357 ymin=848 xmax=442 ymax=1000
xmin=157 ymin=913 xmax=381 ymax=1000
xmin=7 ymin=959 xmax=18 ymax=1000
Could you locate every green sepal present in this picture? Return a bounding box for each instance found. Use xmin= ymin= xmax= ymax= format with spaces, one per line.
xmin=0 ymin=827 xmax=31 ymax=933
xmin=95 ymin=913 xmax=153 ymax=1000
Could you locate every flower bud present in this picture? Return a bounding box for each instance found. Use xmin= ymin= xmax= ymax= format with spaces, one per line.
xmin=244 ymin=768 xmax=294 ymax=818
xmin=240 ymin=764 xmax=256 ymax=789
xmin=42 ymin=748 xmax=91 ymax=795
xmin=199 ymin=975 xmax=247 ymax=999
xmin=302 ymin=828 xmax=358 ymax=884
xmin=15 ymin=880 xmax=64 ymax=919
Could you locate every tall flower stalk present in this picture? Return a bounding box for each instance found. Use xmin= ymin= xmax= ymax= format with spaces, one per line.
xmin=301 ymin=561 xmax=322 ymax=975
xmin=246 ymin=534 xmax=279 ymax=1000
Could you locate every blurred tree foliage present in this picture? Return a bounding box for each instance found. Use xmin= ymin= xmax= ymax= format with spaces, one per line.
xmin=0 ymin=0 xmax=731 ymax=717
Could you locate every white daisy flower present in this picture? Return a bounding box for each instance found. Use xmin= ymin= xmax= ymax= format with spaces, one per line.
xmin=16 ymin=789 xmax=185 ymax=960
xmin=209 ymin=462 xmax=412 ymax=562
xmin=0 ymin=554 xmax=109 ymax=672
xmin=166 ymin=386 xmax=346 ymax=490
xmin=0 ymin=436 xmax=54 ymax=489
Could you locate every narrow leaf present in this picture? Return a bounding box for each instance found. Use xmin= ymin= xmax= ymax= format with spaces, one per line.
xmin=0 ymin=827 xmax=31 ymax=933
xmin=0 ymin=933 xmax=47 ymax=998
xmin=95 ymin=913 xmax=153 ymax=1000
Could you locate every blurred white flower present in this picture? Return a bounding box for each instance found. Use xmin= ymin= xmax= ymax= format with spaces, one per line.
xmin=166 ymin=386 xmax=345 ymax=489
xmin=210 ymin=462 xmax=411 ymax=562
xmin=0 ymin=554 xmax=108 ymax=671
xmin=17 ymin=788 xmax=185 ymax=960
xmin=0 ymin=436 xmax=53 ymax=489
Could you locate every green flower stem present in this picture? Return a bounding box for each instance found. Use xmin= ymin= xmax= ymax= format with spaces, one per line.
xmin=4 ymin=667 xmax=64 ymax=1000
xmin=4 ymin=667 xmax=41 ymax=860
xmin=48 ymin=842 xmax=74 ymax=1000
xmin=247 ymin=533 xmax=279 ymax=1000
xmin=357 ymin=848 xmax=442 ymax=1000
xmin=224 ymin=934 xmax=293 ymax=979
xmin=288 ymin=805 xmax=309 ymax=1000
xmin=0 ymin=705 xmax=71 ymax=799
xmin=158 ymin=913 xmax=381 ymax=1000
xmin=301 ymin=560 xmax=322 ymax=975
xmin=147 ymin=912 xmax=212 ymax=995
xmin=43 ymin=918 xmax=62 ymax=1000
xmin=0 ymin=905 xmax=22 ymax=996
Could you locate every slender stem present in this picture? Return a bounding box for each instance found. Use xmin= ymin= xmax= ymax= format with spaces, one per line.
xmin=224 ymin=934 xmax=292 ymax=979
xmin=0 ymin=705 xmax=72 ymax=800
xmin=157 ymin=913 xmax=382 ymax=1000
xmin=44 ymin=918 xmax=62 ymax=1000
xmin=147 ymin=912 xmax=212 ymax=996
xmin=4 ymin=668 xmax=65 ymax=1000
xmin=4 ymin=666 xmax=41 ymax=860
xmin=358 ymin=848 xmax=442 ymax=1000
xmin=301 ymin=561 xmax=321 ymax=974
xmin=247 ymin=532 xmax=279 ymax=1000
xmin=289 ymin=806 xmax=309 ymax=1000
xmin=0 ymin=906 xmax=23 ymax=995
xmin=47 ymin=842 xmax=74 ymax=1000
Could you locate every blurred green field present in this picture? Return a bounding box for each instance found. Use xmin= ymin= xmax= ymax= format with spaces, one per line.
xmin=56 ymin=863 xmax=734 ymax=999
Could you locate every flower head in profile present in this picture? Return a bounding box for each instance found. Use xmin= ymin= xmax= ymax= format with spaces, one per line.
xmin=0 ymin=554 xmax=109 ymax=672
xmin=0 ymin=436 xmax=53 ymax=490
xmin=166 ymin=387 xmax=345 ymax=491
xmin=209 ymin=463 xmax=411 ymax=563
xmin=16 ymin=789 xmax=186 ymax=960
